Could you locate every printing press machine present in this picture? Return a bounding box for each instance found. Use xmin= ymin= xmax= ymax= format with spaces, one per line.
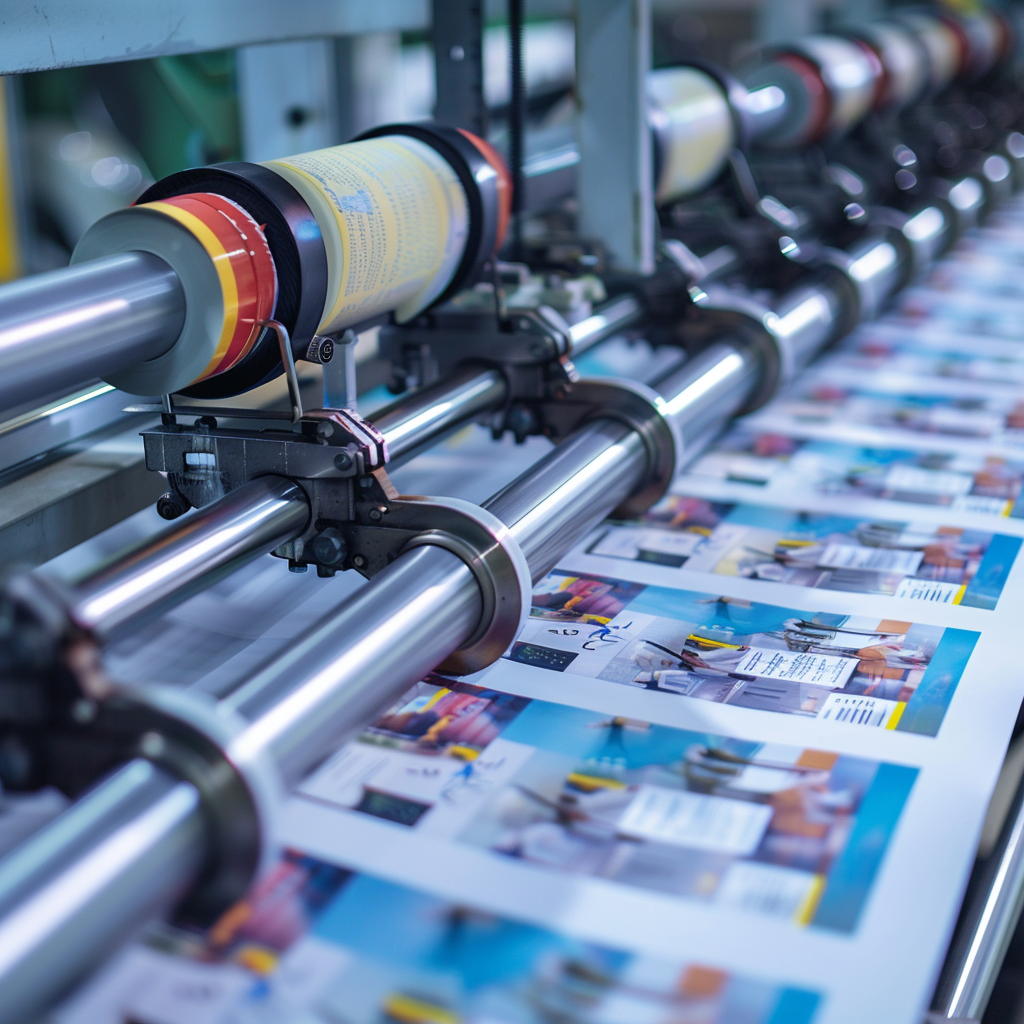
xmin=4 ymin=2 xmax=1024 ymax=1021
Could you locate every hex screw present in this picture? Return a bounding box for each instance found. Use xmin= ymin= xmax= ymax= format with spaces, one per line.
xmin=310 ymin=528 xmax=348 ymax=567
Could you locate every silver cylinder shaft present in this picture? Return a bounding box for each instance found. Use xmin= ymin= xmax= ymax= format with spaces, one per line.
xmin=0 ymin=253 xmax=185 ymax=415
xmin=0 ymin=760 xmax=206 ymax=1024
xmin=68 ymin=476 xmax=310 ymax=641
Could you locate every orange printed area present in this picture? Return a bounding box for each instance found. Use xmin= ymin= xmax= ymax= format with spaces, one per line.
xmin=140 ymin=193 xmax=277 ymax=383
xmin=796 ymin=749 xmax=839 ymax=771
xmin=679 ymin=966 xmax=728 ymax=998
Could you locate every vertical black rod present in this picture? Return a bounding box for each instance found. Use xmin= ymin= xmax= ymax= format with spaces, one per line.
xmin=508 ymin=0 xmax=526 ymax=258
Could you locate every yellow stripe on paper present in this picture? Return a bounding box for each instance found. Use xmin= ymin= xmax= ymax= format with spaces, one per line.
xmin=952 ymin=584 xmax=967 ymax=606
xmin=794 ymin=873 xmax=826 ymax=926
xmin=885 ymin=702 xmax=907 ymax=730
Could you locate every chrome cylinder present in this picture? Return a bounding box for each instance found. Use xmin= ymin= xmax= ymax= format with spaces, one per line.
xmin=775 ymin=279 xmax=846 ymax=372
xmin=488 ymin=417 xmax=648 ymax=577
xmin=933 ymin=772 xmax=1024 ymax=1020
xmin=67 ymin=476 xmax=310 ymax=641
xmin=0 ymin=253 xmax=185 ymax=416
xmin=225 ymin=545 xmax=481 ymax=787
xmin=654 ymin=342 xmax=761 ymax=439
xmin=0 ymin=760 xmax=206 ymax=1024
xmin=372 ymin=365 xmax=508 ymax=463
xmin=569 ymin=294 xmax=645 ymax=355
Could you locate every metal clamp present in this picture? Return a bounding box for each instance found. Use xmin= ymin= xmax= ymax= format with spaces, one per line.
xmin=274 ymin=467 xmax=531 ymax=673
xmin=302 ymin=407 xmax=389 ymax=471
xmin=0 ymin=569 xmax=279 ymax=922
xmin=378 ymin=304 xmax=578 ymax=442
xmin=536 ymin=377 xmax=680 ymax=518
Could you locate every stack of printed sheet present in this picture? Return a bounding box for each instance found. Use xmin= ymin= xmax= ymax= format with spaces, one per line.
xmin=49 ymin=200 xmax=1024 ymax=1024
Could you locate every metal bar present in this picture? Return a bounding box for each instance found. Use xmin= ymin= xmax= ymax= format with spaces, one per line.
xmin=576 ymin=0 xmax=654 ymax=274
xmin=568 ymin=294 xmax=645 ymax=356
xmin=933 ymin=769 xmax=1024 ymax=1020
xmin=370 ymin=364 xmax=508 ymax=463
xmin=0 ymin=0 xmax=431 ymax=75
xmin=66 ymin=476 xmax=311 ymax=642
xmin=0 ymin=253 xmax=184 ymax=417
xmin=0 ymin=760 xmax=206 ymax=1024
xmin=225 ymin=544 xmax=481 ymax=786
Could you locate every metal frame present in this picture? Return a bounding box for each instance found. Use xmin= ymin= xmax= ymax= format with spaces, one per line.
xmin=0 ymin=1 xmax=431 ymax=75
xmin=575 ymin=0 xmax=655 ymax=274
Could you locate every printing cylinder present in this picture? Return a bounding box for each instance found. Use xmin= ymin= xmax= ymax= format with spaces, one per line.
xmin=648 ymin=67 xmax=737 ymax=203
xmin=849 ymin=21 xmax=930 ymax=111
xmin=894 ymin=12 xmax=966 ymax=95
xmin=741 ymin=35 xmax=883 ymax=147
xmin=71 ymin=124 xmax=510 ymax=398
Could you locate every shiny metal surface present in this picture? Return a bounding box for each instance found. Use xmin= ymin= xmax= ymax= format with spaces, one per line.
xmin=842 ymin=236 xmax=906 ymax=322
xmin=0 ymin=759 xmax=206 ymax=1024
xmin=772 ymin=280 xmax=844 ymax=371
xmin=934 ymin=771 xmax=1024 ymax=1020
xmin=0 ymin=253 xmax=185 ymax=416
xmin=569 ymin=294 xmax=644 ymax=355
xmin=67 ymin=476 xmax=310 ymax=641
xmin=225 ymin=544 xmax=481 ymax=787
xmin=745 ymin=83 xmax=789 ymax=138
xmin=653 ymin=342 xmax=760 ymax=442
xmin=372 ymin=366 xmax=508 ymax=463
xmin=904 ymin=204 xmax=952 ymax=269
xmin=487 ymin=417 xmax=648 ymax=577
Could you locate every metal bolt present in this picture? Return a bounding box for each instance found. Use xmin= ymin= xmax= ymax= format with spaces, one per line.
xmin=310 ymin=528 xmax=348 ymax=567
xmin=368 ymin=506 xmax=384 ymax=522
xmin=449 ymin=44 xmax=465 ymax=61
xmin=352 ymin=554 xmax=367 ymax=568
xmin=316 ymin=421 xmax=335 ymax=440
xmin=334 ymin=451 xmax=353 ymax=471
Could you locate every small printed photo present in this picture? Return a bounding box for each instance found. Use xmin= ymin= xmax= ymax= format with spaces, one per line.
xmin=57 ymin=850 xmax=822 ymax=1024
xmin=511 ymin=571 xmax=978 ymax=735
xmin=588 ymin=495 xmax=1021 ymax=608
